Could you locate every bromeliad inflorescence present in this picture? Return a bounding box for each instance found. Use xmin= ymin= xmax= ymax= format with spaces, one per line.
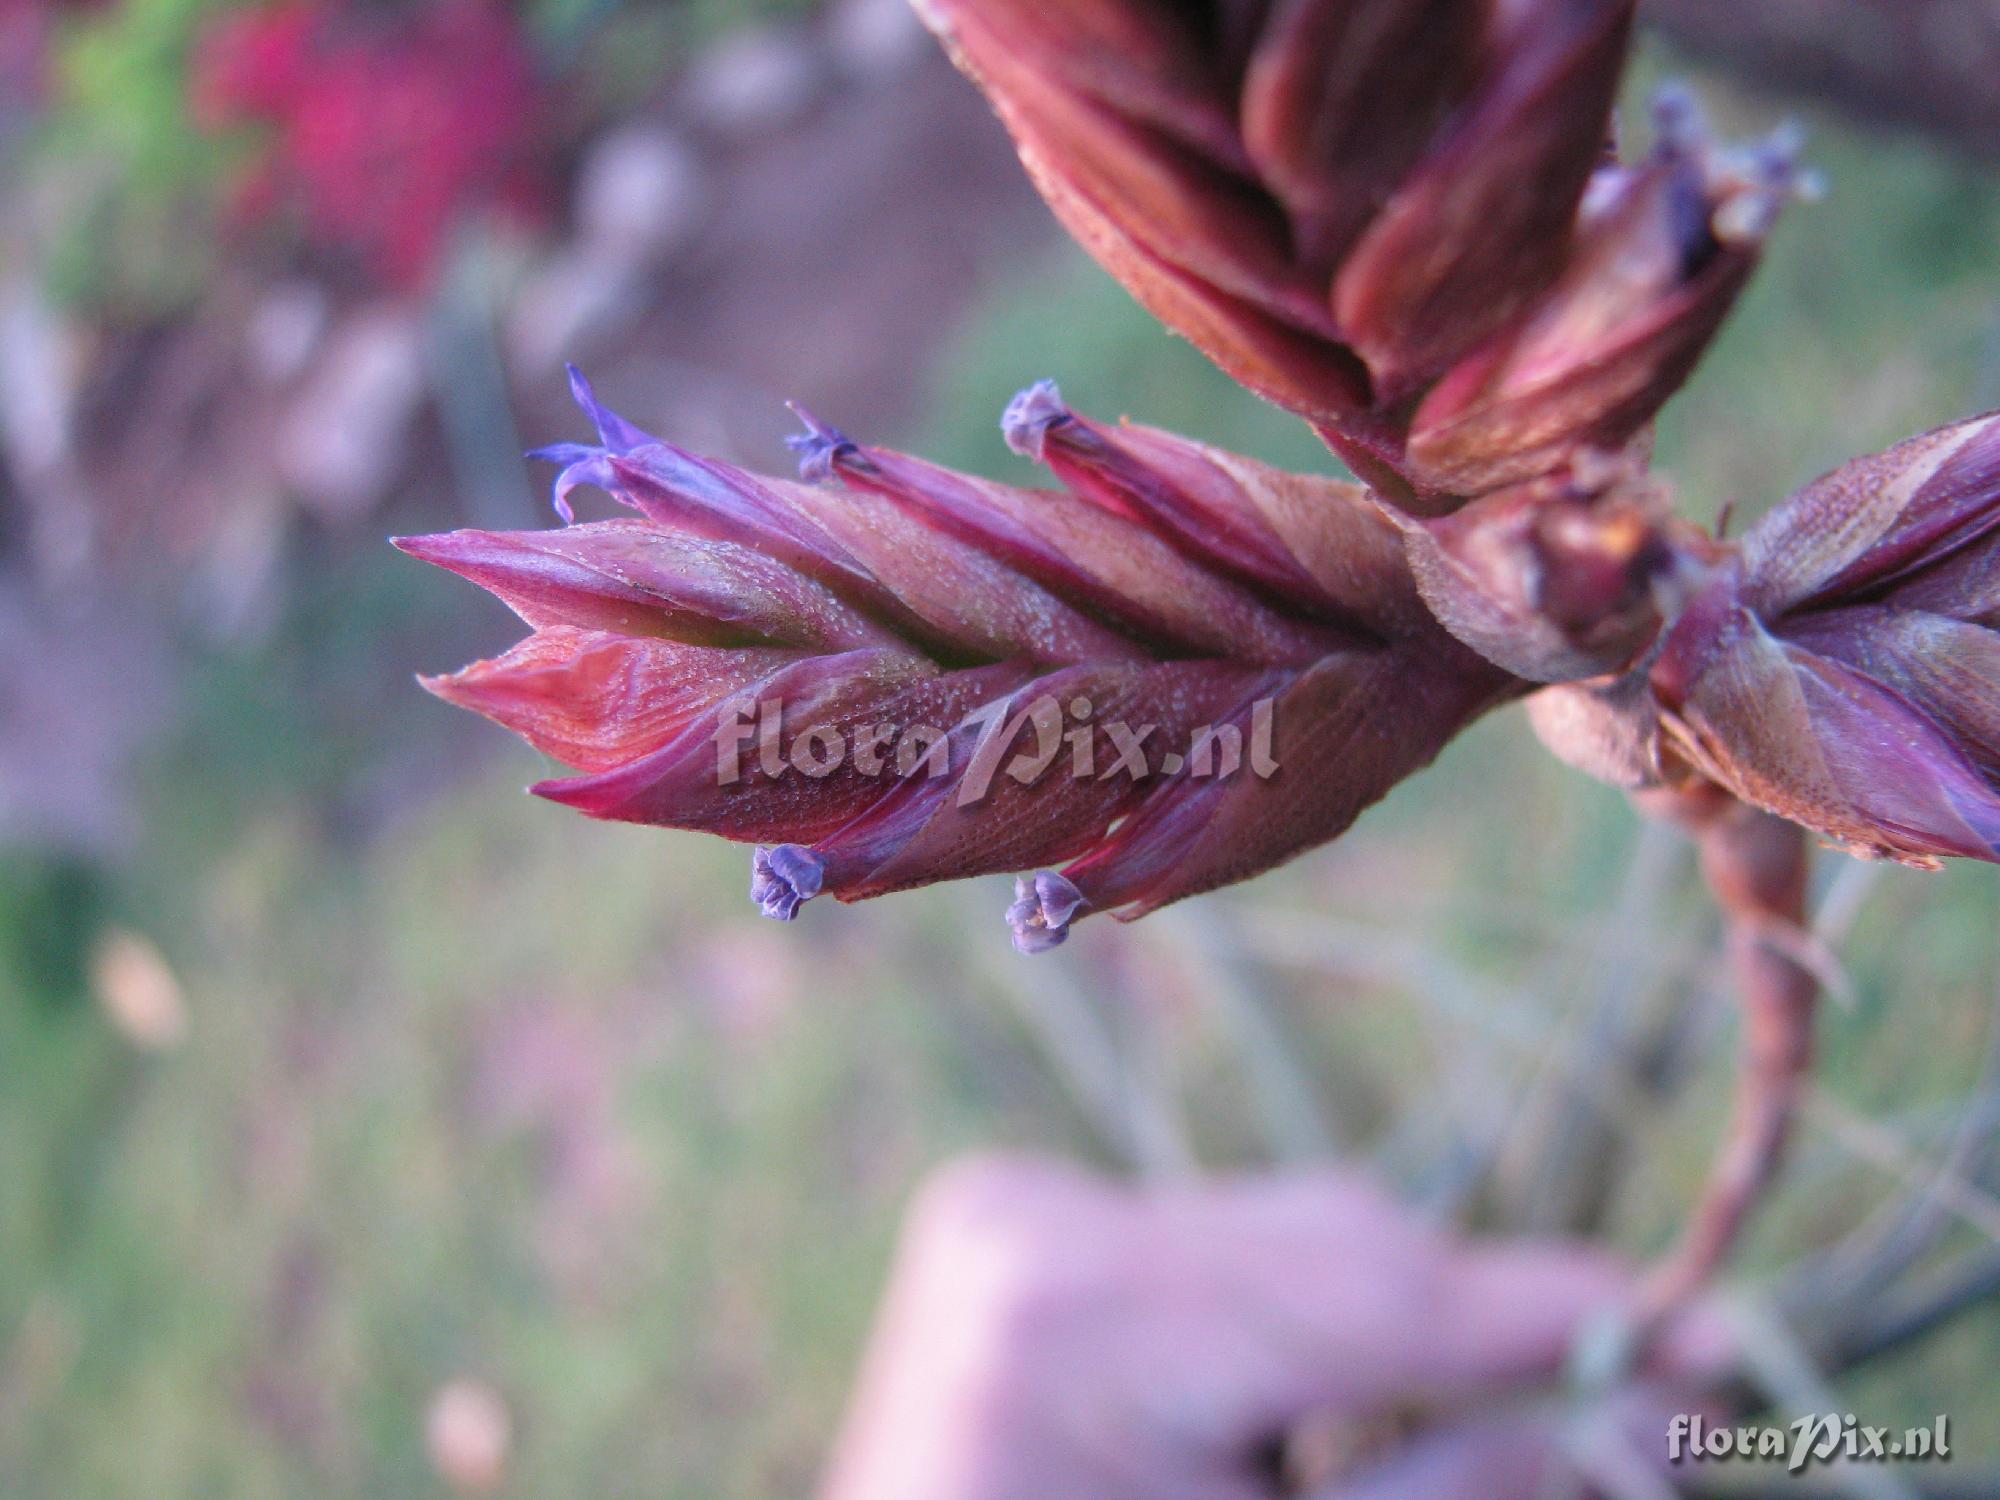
xmin=400 ymin=0 xmax=2000 ymax=1313
xmin=399 ymin=369 xmax=1514 ymax=953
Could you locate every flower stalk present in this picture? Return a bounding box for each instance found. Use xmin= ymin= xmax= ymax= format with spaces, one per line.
xmin=1635 ymin=783 xmax=1818 ymax=1326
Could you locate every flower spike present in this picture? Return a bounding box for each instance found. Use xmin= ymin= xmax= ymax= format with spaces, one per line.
xmin=918 ymin=0 xmax=1797 ymax=508
xmin=404 ymin=375 xmax=1517 ymax=947
xmin=1530 ymin=412 xmax=2000 ymax=869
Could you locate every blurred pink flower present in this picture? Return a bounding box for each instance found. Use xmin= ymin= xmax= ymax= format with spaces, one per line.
xmin=192 ymin=0 xmax=546 ymax=289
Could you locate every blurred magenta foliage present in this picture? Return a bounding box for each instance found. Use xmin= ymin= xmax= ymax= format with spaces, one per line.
xmin=190 ymin=0 xmax=548 ymax=290
xmin=10 ymin=0 xmax=802 ymax=314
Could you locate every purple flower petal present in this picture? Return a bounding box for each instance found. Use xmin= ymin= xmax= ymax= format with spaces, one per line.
xmin=1001 ymin=380 xmax=1073 ymax=462
xmin=565 ymin=364 xmax=659 ymax=453
xmin=752 ymin=843 xmax=827 ymax=921
xmin=784 ymin=404 xmax=860 ymax=484
xmin=1007 ymin=871 xmax=1088 ymax=954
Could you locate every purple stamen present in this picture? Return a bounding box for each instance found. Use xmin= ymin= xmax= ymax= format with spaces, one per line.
xmin=1712 ymin=127 xmax=1815 ymax=244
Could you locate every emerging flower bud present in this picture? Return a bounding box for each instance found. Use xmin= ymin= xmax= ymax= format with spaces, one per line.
xmin=1387 ymin=450 xmax=1686 ymax=682
xmin=1407 ymin=92 xmax=1810 ymax=495
xmin=1643 ymin=413 xmax=2000 ymax=865
xmin=401 ymin=374 xmax=1517 ymax=946
xmin=916 ymin=0 xmax=1796 ymax=508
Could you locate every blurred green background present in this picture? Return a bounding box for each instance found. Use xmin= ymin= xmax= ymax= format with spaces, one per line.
xmin=2 ymin=3 xmax=1999 ymax=1495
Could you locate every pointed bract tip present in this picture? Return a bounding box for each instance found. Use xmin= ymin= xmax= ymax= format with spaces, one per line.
xmin=783 ymin=403 xmax=860 ymax=483
xmin=391 ymin=529 xmax=518 ymax=573
xmin=752 ymin=843 xmax=827 ymax=921
xmin=1006 ymin=870 xmax=1088 ymax=955
xmin=1001 ymin=379 xmax=1072 ymax=462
